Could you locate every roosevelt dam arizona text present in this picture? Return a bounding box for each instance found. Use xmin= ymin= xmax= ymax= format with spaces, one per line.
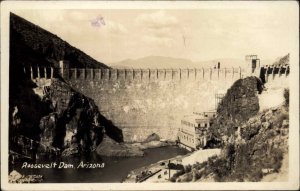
xmin=23 ymin=55 xmax=290 ymax=143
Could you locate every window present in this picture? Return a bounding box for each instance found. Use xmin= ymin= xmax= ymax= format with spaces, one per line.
xmin=204 ymin=124 xmax=207 ymax=127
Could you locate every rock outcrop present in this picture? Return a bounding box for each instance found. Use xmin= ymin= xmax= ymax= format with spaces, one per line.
xmin=41 ymin=79 xmax=104 ymax=154
xmin=204 ymin=103 xmax=289 ymax=182
xmin=170 ymin=77 xmax=289 ymax=182
xmin=96 ymin=135 xmax=144 ymax=157
xmin=207 ymin=76 xmax=261 ymax=147
xmin=204 ymin=77 xmax=289 ymax=181
xmin=143 ymin=133 xmax=160 ymax=143
xmin=10 ymin=78 xmax=105 ymax=156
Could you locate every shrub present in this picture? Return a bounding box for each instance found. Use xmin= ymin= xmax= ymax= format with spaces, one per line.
xmin=194 ymin=171 xmax=202 ymax=180
xmin=192 ymin=162 xmax=200 ymax=169
xmin=168 ymin=163 xmax=184 ymax=170
xmin=240 ymin=125 xmax=260 ymax=140
xmin=169 ymin=176 xmax=176 ymax=182
xmin=172 ymin=169 xmax=185 ymax=179
xmin=185 ymin=173 xmax=193 ymax=182
xmin=180 ymin=172 xmax=193 ymax=182
xmin=209 ymin=158 xmax=230 ymax=181
xmin=273 ymin=113 xmax=289 ymax=128
xmin=224 ymin=144 xmax=235 ymax=170
xmin=271 ymin=148 xmax=283 ymax=172
xmin=184 ymin=164 xmax=192 ymax=173
xmin=191 ymin=161 xmax=208 ymax=171
xmin=247 ymin=168 xmax=263 ymax=181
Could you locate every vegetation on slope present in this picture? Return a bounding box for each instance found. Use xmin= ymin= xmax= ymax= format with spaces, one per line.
xmin=169 ymin=77 xmax=289 ymax=182
xmin=206 ymin=76 xmax=261 ymax=148
xmin=203 ymin=100 xmax=288 ymax=182
xmin=10 ymin=13 xmax=109 ymax=69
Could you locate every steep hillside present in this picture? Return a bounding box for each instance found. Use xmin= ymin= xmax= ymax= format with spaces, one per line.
xmin=10 ymin=13 xmax=109 ymax=69
xmin=207 ymin=77 xmax=261 ymax=147
xmin=9 ymin=14 xmax=121 ymax=159
xmin=200 ymin=101 xmax=289 ymax=182
xmin=168 ymin=77 xmax=289 ymax=182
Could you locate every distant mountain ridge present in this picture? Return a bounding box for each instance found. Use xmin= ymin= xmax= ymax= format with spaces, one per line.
xmin=10 ymin=13 xmax=109 ymax=69
xmin=273 ymin=54 xmax=290 ymax=66
xmin=109 ymin=56 xmax=253 ymax=69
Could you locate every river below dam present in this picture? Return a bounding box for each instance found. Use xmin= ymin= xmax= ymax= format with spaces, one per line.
xmin=11 ymin=146 xmax=188 ymax=183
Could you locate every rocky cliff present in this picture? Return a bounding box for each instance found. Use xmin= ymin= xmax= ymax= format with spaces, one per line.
xmin=9 ymin=14 xmax=118 ymax=158
xmin=10 ymin=78 xmax=105 ymax=156
xmin=201 ymin=100 xmax=289 ymax=182
xmin=205 ymin=76 xmax=289 ymax=181
xmin=169 ymin=76 xmax=289 ymax=182
xmin=206 ymin=76 xmax=261 ymax=147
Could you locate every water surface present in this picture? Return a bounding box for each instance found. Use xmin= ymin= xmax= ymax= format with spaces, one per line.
xmin=12 ymin=146 xmax=187 ymax=183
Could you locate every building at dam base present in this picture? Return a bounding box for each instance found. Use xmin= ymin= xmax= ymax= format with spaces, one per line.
xmin=178 ymin=110 xmax=216 ymax=151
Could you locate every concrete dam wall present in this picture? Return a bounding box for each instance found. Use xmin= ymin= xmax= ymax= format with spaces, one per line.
xmin=25 ymin=64 xmax=289 ymax=143
xmin=64 ymin=68 xmax=243 ymax=142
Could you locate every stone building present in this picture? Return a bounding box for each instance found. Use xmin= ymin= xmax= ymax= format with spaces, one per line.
xmin=177 ymin=110 xmax=216 ymax=151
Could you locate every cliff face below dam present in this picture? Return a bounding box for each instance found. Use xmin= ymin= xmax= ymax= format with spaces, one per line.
xmin=66 ymin=69 xmax=242 ymax=142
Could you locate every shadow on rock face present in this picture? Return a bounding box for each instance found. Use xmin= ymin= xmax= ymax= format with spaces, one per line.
xmin=98 ymin=114 xmax=124 ymax=143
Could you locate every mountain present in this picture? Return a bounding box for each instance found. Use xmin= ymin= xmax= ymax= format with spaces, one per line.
xmin=109 ymin=56 xmax=250 ymax=69
xmin=272 ymin=54 xmax=290 ymax=66
xmin=109 ymin=56 xmax=194 ymax=69
xmin=10 ymin=13 xmax=109 ymax=69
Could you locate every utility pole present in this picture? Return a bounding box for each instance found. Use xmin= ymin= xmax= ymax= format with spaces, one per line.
xmin=168 ymin=160 xmax=171 ymax=180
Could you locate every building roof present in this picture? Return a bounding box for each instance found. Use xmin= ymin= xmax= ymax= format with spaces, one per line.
xmin=203 ymin=110 xmax=216 ymax=113
xmin=182 ymin=113 xmax=211 ymax=124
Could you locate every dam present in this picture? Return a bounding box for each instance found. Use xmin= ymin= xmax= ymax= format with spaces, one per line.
xmin=24 ymin=57 xmax=290 ymax=143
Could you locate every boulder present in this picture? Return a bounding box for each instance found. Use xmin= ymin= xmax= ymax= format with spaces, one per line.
xmin=143 ymin=133 xmax=160 ymax=143
xmin=96 ymin=135 xmax=144 ymax=157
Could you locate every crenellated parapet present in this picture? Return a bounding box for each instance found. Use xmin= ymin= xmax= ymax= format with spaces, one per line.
xmin=23 ymin=65 xmax=55 ymax=79
xmin=259 ymin=64 xmax=290 ymax=83
xmin=64 ymin=67 xmax=244 ymax=82
xmin=23 ymin=64 xmax=289 ymax=85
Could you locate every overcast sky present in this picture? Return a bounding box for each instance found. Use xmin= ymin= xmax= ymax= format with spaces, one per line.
xmin=13 ymin=4 xmax=298 ymax=64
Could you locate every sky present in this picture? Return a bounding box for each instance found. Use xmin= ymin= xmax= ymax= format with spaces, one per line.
xmin=13 ymin=4 xmax=298 ymax=64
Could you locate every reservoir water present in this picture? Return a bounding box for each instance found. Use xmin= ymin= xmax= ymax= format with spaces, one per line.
xmin=12 ymin=146 xmax=188 ymax=183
